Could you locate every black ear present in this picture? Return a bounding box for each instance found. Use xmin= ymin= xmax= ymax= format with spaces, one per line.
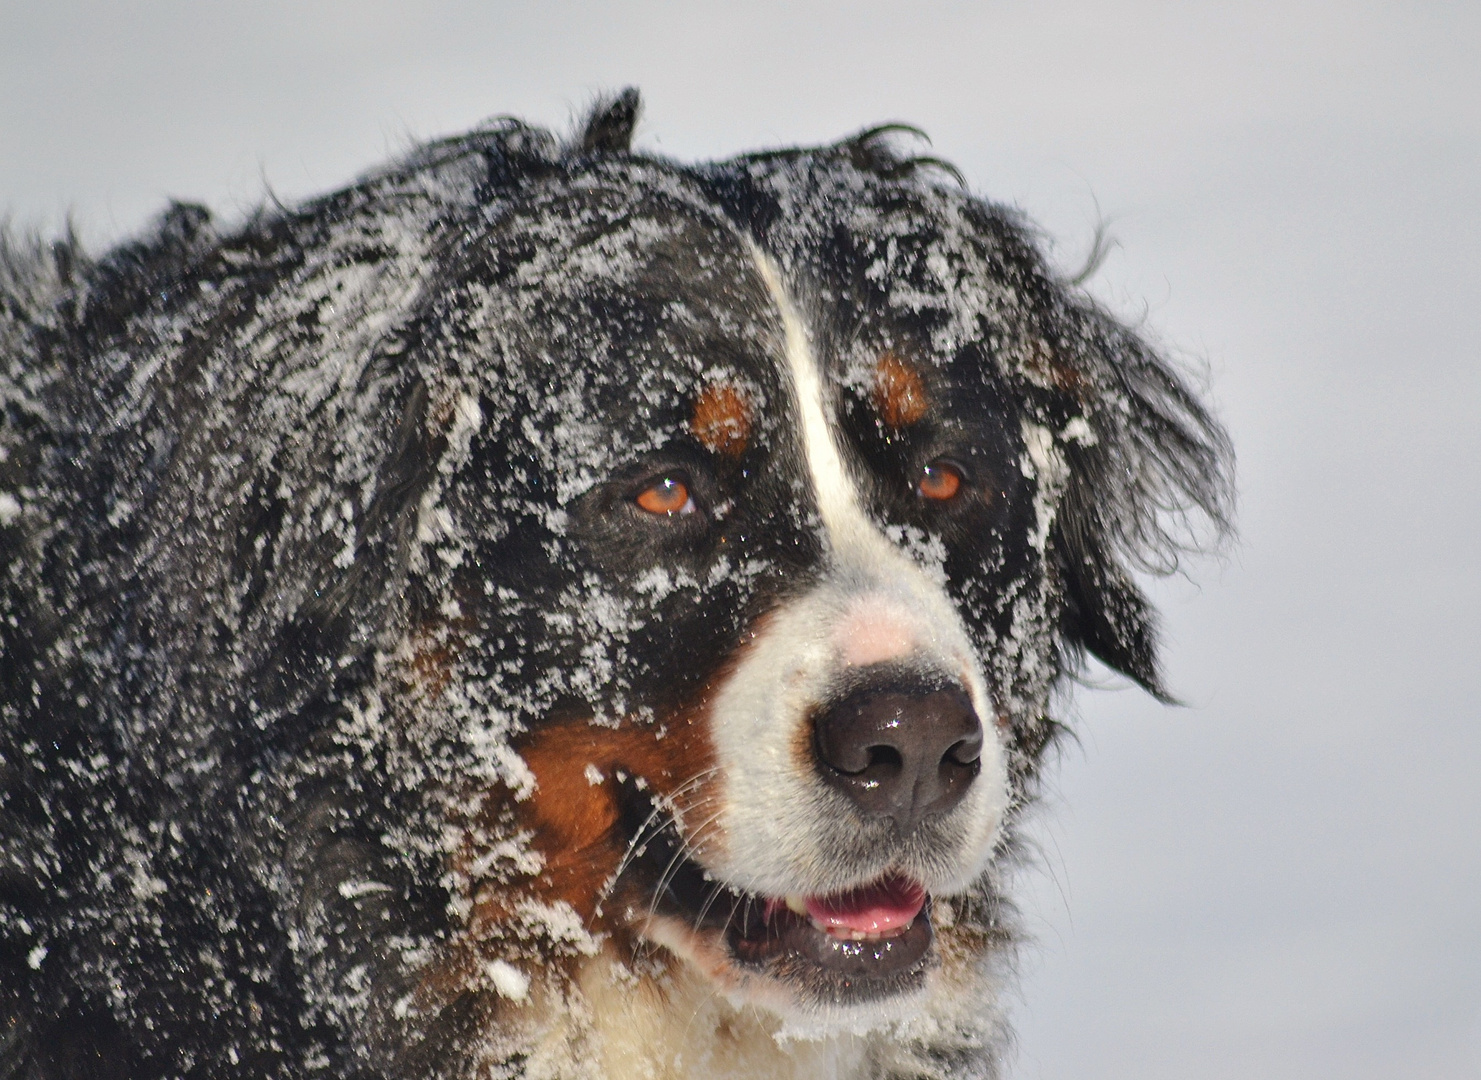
xmin=1034 ymin=291 xmax=1232 ymax=705
xmin=580 ymin=88 xmax=641 ymax=153
xmin=1053 ymin=508 xmax=1171 ymax=701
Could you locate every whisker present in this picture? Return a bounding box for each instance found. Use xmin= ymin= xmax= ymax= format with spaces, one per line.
xmin=601 ymin=766 xmax=721 ymax=915
xmin=644 ymin=815 xmax=715 ymax=926
xmin=606 ymin=768 xmax=718 ymax=879
xmin=679 ymin=808 xmax=733 ymax=929
xmin=692 ymin=879 xmax=731 ymax=935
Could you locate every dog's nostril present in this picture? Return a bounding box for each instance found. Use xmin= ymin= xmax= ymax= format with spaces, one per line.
xmin=865 ymin=744 xmax=903 ymax=772
xmin=812 ymin=680 xmax=983 ymax=832
xmin=946 ymin=731 xmax=983 ymax=766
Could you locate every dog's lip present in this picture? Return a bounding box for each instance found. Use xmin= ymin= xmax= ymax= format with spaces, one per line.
xmin=726 ymin=878 xmax=934 ymax=982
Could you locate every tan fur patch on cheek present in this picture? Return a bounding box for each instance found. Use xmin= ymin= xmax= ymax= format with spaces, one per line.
xmin=934 ymin=895 xmax=1012 ymax=962
xmin=421 ymin=636 xmax=774 ymax=1016
xmin=872 ymin=350 xmax=930 ymax=428
xmin=452 ymin=706 xmax=720 ymax=948
xmin=690 ymin=383 xmax=753 ymax=456
xmin=925 ymin=901 xmax=1012 ymax=1017
xmin=417 ymin=712 xmax=719 ymax=1015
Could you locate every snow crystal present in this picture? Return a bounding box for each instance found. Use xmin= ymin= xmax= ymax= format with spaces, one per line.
xmin=513 ymin=899 xmax=598 ymax=954
xmin=333 ymin=538 xmax=357 ymax=568
xmin=881 ymin=523 xmax=949 ymax=587
xmin=442 ymin=391 xmax=484 ymax=471
xmin=1021 ymin=420 xmax=1069 ymax=555
xmin=484 ymin=960 xmax=531 ymax=1001
xmin=1061 ymin=416 xmax=1097 ymax=446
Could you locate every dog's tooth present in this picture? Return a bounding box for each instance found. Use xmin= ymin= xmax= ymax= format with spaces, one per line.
xmin=785 ymin=894 xmax=808 ymax=916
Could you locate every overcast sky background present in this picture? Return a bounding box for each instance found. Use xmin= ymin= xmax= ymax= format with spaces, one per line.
xmin=3 ymin=2 xmax=1477 ymax=1077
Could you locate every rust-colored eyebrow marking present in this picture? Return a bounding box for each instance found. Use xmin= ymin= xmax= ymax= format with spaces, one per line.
xmin=690 ymin=383 xmax=753 ymax=456
xmin=872 ymin=351 xmax=929 ymax=428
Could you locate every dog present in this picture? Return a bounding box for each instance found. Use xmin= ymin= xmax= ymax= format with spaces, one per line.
xmin=0 ymin=89 xmax=1230 ymax=1079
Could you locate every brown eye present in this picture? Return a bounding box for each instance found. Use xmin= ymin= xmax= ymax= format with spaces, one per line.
xmin=917 ymin=461 xmax=964 ymax=502
xmin=634 ymin=476 xmax=695 ymax=516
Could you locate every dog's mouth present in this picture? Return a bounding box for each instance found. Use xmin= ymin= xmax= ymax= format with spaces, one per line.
xmin=724 ymin=873 xmax=934 ymax=998
xmin=613 ymin=778 xmax=935 ymax=1003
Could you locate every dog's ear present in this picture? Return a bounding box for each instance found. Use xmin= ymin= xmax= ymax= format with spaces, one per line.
xmin=1053 ymin=494 xmax=1169 ymax=700
xmin=1041 ymin=297 xmax=1233 ymax=703
xmin=580 ymin=88 xmax=641 ymax=154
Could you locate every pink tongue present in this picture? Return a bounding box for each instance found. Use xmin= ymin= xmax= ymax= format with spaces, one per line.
xmin=805 ymin=874 xmax=927 ymax=935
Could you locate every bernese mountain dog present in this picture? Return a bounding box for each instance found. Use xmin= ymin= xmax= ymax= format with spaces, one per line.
xmin=0 ymin=90 xmax=1231 ymax=1079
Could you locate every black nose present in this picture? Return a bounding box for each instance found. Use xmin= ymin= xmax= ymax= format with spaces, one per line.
xmin=812 ymin=680 xmax=984 ymax=831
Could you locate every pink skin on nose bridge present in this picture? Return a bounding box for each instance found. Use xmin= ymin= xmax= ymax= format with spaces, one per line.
xmin=835 ymin=599 xmax=918 ymax=667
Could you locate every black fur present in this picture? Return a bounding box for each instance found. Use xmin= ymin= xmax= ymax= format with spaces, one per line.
xmin=0 ymin=92 xmax=1230 ymax=1078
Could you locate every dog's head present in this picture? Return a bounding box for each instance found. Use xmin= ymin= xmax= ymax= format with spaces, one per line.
xmin=380 ymin=95 xmax=1230 ymax=1034
xmin=0 ymin=92 xmax=1230 ymax=1077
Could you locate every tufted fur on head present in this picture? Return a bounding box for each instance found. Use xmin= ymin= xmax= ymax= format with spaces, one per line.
xmin=0 ymin=91 xmax=1230 ymax=1079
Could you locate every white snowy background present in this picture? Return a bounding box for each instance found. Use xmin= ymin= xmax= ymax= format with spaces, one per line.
xmin=2 ymin=2 xmax=1477 ymax=1077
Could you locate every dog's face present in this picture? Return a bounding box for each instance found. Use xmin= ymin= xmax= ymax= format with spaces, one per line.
xmin=410 ymin=156 xmax=1085 ymax=1023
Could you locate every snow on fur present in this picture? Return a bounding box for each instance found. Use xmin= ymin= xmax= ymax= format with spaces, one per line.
xmin=0 ymin=92 xmax=1230 ymax=1079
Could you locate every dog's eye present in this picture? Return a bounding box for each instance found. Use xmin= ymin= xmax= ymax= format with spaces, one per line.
xmin=634 ymin=476 xmax=696 ymax=516
xmin=917 ymin=460 xmax=964 ymax=502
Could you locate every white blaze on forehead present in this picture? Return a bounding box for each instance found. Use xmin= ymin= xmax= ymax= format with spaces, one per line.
xmin=746 ymin=243 xmax=978 ymax=669
xmin=749 ymin=247 xmax=877 ymax=555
